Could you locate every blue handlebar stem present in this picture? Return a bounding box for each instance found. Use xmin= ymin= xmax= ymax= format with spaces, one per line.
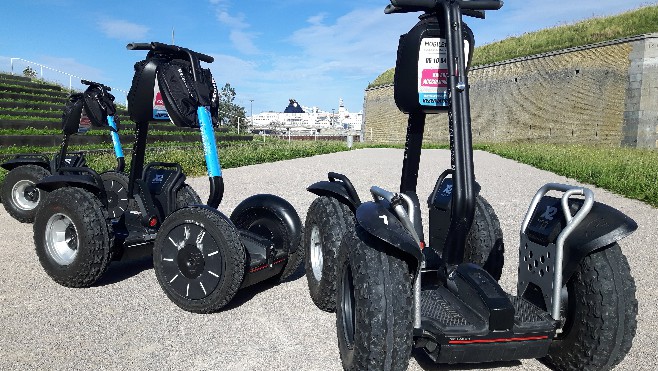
xmin=107 ymin=116 xmax=124 ymax=160
xmin=198 ymin=106 xmax=222 ymax=177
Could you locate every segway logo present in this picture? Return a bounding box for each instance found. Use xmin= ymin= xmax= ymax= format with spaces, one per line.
xmin=152 ymin=174 xmax=165 ymax=183
xmin=379 ymin=215 xmax=389 ymax=225
xmin=540 ymin=206 xmax=558 ymax=221
xmin=65 ymin=159 xmax=72 ymax=164
xmin=441 ymin=184 xmax=453 ymax=196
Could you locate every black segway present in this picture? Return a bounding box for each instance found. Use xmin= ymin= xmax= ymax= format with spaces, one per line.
xmin=305 ymin=1 xmax=638 ymax=370
xmin=1 ymin=80 xmax=126 ymax=223
xmin=32 ymin=59 xmax=203 ymax=287
xmin=114 ymin=42 xmax=303 ymax=313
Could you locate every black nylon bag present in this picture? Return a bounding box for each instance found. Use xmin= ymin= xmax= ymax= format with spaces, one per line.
xmin=83 ymin=85 xmax=117 ymax=128
xmin=61 ymin=93 xmax=85 ymax=135
xmin=156 ymin=59 xmax=216 ymax=128
xmin=202 ymin=68 xmax=220 ymax=127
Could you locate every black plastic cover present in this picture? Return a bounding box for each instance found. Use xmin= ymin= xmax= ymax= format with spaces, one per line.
xmin=526 ymin=195 xmax=637 ymax=281
xmin=356 ymin=201 xmax=423 ymax=269
xmin=61 ymin=93 xmax=85 ymax=135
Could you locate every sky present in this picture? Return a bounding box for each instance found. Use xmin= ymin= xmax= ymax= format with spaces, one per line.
xmin=1 ymin=0 xmax=656 ymax=115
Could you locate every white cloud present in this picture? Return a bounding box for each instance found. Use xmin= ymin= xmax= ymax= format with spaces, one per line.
xmin=211 ymin=1 xmax=260 ymax=54
xmin=217 ymin=11 xmax=248 ymax=29
xmin=229 ymin=30 xmax=260 ymax=55
xmin=306 ymin=13 xmax=327 ymax=26
xmin=98 ymin=19 xmax=149 ymax=41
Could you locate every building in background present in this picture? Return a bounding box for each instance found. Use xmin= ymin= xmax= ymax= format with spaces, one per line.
xmin=251 ymin=98 xmax=363 ymax=134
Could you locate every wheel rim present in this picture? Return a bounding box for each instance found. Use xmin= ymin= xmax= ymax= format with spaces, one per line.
xmin=340 ymin=263 xmax=356 ymax=347
xmin=310 ymin=225 xmax=323 ymax=281
xmin=44 ymin=213 xmax=79 ymax=266
xmin=12 ymin=179 xmax=40 ymax=211
xmin=103 ymin=176 xmax=129 ymax=219
xmin=158 ymin=223 xmax=223 ymax=300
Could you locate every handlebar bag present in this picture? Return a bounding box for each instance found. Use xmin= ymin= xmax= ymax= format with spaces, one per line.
xmin=82 ymin=85 xmax=117 ymax=128
xmin=156 ymin=59 xmax=219 ymax=128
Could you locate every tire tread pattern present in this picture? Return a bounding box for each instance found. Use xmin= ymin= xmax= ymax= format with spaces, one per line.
xmin=304 ymin=196 xmax=354 ymax=312
xmin=541 ymin=244 xmax=637 ymax=371
xmin=1 ymin=165 xmax=51 ymax=223
xmin=33 ymin=187 xmax=113 ymax=287
xmin=337 ymin=226 xmax=413 ymax=371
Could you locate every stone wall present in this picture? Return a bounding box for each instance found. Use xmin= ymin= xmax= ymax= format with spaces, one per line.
xmin=363 ymin=34 xmax=658 ymax=148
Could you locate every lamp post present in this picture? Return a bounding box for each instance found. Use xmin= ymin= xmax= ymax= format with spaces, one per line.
xmin=250 ymin=99 xmax=254 ymax=129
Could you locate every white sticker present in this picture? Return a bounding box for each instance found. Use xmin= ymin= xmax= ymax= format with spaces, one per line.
xmin=78 ymin=107 xmax=92 ymax=133
xmin=418 ymin=37 xmax=448 ymax=107
xmin=152 ymin=78 xmax=170 ymax=120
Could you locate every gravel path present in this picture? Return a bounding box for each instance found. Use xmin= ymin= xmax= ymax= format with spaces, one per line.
xmin=0 ymin=148 xmax=656 ymax=370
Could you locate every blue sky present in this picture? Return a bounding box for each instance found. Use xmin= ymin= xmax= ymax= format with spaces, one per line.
xmin=1 ymin=0 xmax=655 ymax=115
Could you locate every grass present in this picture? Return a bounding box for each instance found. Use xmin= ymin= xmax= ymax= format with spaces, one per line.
xmin=0 ymin=139 xmax=353 ymax=184
xmin=2 ymin=134 xmax=656 ymax=208
xmin=0 ymin=127 xmax=245 ymax=136
xmin=369 ymin=5 xmax=658 ymax=88
xmin=475 ymin=143 xmax=658 ymax=208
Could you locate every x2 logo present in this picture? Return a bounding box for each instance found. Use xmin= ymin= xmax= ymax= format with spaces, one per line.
xmin=441 ymin=184 xmax=453 ymax=197
xmin=540 ymin=205 xmax=558 ymax=221
xmin=152 ymin=174 xmax=165 ymax=183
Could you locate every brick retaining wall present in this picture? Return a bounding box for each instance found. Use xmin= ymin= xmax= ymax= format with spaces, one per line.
xmin=363 ymin=34 xmax=658 ymax=148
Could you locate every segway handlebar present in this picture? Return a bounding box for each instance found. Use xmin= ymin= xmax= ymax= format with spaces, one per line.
xmin=126 ymin=42 xmax=214 ymax=63
xmin=81 ymin=80 xmax=111 ymax=91
xmin=386 ymin=0 xmax=503 ymax=13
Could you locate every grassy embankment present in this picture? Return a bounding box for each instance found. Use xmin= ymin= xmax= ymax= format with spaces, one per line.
xmin=369 ymin=5 xmax=658 ymax=88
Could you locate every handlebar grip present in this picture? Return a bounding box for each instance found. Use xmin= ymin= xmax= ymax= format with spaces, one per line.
xmin=391 ymin=0 xmax=436 ymax=7
xmin=390 ymin=0 xmax=502 ymax=11
xmin=126 ymin=42 xmax=152 ymax=50
xmin=459 ymin=0 xmax=503 ymax=10
xmin=127 ymin=42 xmax=214 ymax=63
xmin=80 ymin=79 xmax=111 ymax=91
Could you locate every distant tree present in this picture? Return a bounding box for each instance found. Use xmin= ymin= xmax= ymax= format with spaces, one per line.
xmin=217 ymin=83 xmax=247 ymax=130
xmin=23 ymin=66 xmax=37 ymax=78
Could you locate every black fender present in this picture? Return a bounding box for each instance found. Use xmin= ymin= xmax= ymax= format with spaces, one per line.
xmin=356 ymin=200 xmax=423 ymax=274
xmin=526 ymin=196 xmax=637 ymax=282
xmin=36 ymin=168 xmax=108 ymax=208
xmin=307 ymin=172 xmax=361 ymax=213
xmin=230 ymin=194 xmax=302 ymax=254
xmin=1 ymin=155 xmax=51 ymax=172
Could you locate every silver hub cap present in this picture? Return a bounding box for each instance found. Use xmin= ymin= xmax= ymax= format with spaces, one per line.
xmin=310 ymin=225 xmax=323 ymax=281
xmin=12 ymin=179 xmax=39 ymax=211
xmin=45 ymin=213 xmax=79 ymax=266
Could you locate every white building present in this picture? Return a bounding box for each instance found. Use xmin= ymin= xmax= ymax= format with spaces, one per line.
xmin=251 ymin=98 xmax=362 ymax=132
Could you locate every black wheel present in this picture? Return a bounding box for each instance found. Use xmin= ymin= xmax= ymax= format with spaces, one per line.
xmin=336 ymin=225 xmax=413 ymax=371
xmin=303 ymin=196 xmax=355 ymax=312
xmin=153 ymin=207 xmax=246 ymax=313
xmin=1 ymin=165 xmax=51 ymax=223
xmin=230 ymin=194 xmax=303 ymax=282
xmin=100 ymin=171 xmax=129 ymax=219
xmin=33 ymin=187 xmax=113 ymax=287
xmin=175 ymin=183 xmax=202 ymax=209
xmin=464 ymin=195 xmax=504 ymax=280
xmin=541 ymin=243 xmax=637 ymax=370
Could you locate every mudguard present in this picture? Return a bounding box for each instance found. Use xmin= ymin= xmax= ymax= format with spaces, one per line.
xmin=307 ymin=172 xmax=361 ymax=212
xmin=230 ymin=194 xmax=302 ymax=254
xmin=36 ymin=168 xmax=108 ymax=208
xmin=525 ymin=196 xmax=637 ymax=282
xmin=1 ymin=155 xmax=50 ymax=171
xmin=356 ymin=200 xmax=423 ymax=273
